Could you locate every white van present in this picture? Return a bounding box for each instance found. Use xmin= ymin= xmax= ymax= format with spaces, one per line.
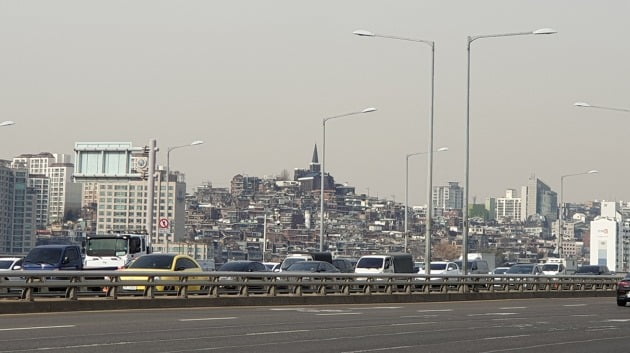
xmin=354 ymin=254 xmax=414 ymax=275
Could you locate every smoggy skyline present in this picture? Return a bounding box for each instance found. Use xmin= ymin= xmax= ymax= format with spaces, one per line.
xmin=1 ymin=1 xmax=628 ymax=205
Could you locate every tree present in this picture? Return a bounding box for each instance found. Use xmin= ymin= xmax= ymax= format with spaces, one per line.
xmin=433 ymin=242 xmax=460 ymax=261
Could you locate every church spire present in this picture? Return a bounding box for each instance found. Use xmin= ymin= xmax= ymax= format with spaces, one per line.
xmin=311 ymin=144 xmax=319 ymax=164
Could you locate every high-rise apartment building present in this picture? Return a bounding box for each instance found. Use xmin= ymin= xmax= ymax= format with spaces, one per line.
xmin=95 ymin=170 xmax=186 ymax=244
xmin=11 ymin=153 xmax=80 ymax=227
xmin=433 ymin=182 xmax=463 ymax=211
xmin=0 ymin=160 xmax=36 ymax=254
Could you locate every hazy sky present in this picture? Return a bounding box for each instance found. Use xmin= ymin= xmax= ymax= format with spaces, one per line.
xmin=1 ymin=1 xmax=628 ymax=206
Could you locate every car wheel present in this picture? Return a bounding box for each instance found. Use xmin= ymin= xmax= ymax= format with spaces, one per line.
xmin=617 ymin=299 xmax=626 ymax=307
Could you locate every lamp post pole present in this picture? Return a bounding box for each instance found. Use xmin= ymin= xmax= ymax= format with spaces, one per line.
xmin=405 ymin=147 xmax=448 ymax=253
xmin=320 ymin=107 xmax=377 ymax=251
xmin=558 ymin=170 xmax=598 ymax=257
xmin=354 ymin=29 xmax=436 ymax=274
xmin=0 ymin=121 xmax=15 ymax=128
xmin=164 ymin=140 xmax=204 ymax=252
xmin=463 ymin=28 xmax=556 ymax=275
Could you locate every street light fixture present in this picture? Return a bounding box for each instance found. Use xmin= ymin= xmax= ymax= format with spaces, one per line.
xmin=163 ymin=140 xmax=204 ymax=251
xmin=354 ymin=29 xmax=436 ymax=274
xmin=0 ymin=121 xmax=15 ymax=127
xmin=320 ymin=107 xmax=377 ymax=251
xmin=405 ymin=147 xmax=448 ymax=253
xmin=463 ymin=27 xmax=556 ymax=275
xmin=558 ymin=170 xmax=598 ymax=257
xmin=574 ymin=102 xmax=630 ymax=113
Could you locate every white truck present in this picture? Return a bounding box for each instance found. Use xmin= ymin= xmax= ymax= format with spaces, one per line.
xmin=83 ymin=233 xmax=151 ymax=270
xmin=541 ymin=257 xmax=578 ymax=275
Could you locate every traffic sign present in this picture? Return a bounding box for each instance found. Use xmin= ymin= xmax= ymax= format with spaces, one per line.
xmin=159 ymin=218 xmax=170 ymax=229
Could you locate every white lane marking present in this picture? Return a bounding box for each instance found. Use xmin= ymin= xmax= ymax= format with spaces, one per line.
xmin=316 ymin=312 xmax=361 ymax=316
xmin=416 ymin=309 xmax=452 ymax=312
xmin=468 ymin=312 xmax=518 ymax=316
xmin=563 ymin=304 xmax=587 ymax=307
xmin=353 ymin=306 xmax=402 ymax=310
xmin=246 ymin=329 xmax=309 ymax=336
xmin=342 ymin=346 xmax=413 ymax=353
xmin=269 ymin=308 xmax=346 ymax=313
xmin=0 ymin=325 xmax=75 ymax=332
xmin=572 ymin=314 xmax=595 ymax=317
xmin=499 ymin=307 xmax=526 ymax=310
xmin=606 ymin=319 xmax=630 ymax=322
xmin=179 ymin=317 xmax=237 ymax=322
xmin=391 ymin=322 xmax=436 ymax=326
xmin=401 ymin=315 xmax=438 ymax=318
xmin=483 ymin=334 xmax=530 ymax=340
xmin=492 ymin=317 xmax=527 ymax=321
xmin=586 ymin=326 xmax=618 ymax=332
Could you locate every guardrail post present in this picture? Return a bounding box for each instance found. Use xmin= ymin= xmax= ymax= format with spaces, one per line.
xmin=144 ymin=276 xmax=155 ymax=298
xmin=178 ymin=276 xmax=189 ymax=298
xmin=20 ymin=277 xmax=35 ymax=301
xmin=239 ymin=276 xmax=249 ymax=297
xmin=66 ymin=276 xmax=79 ymax=300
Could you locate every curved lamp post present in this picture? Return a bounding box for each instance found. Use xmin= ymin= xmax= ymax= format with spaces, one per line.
xmin=405 ymin=147 xmax=448 ymax=254
xmin=320 ymin=107 xmax=377 ymax=251
xmin=0 ymin=121 xmax=15 ymax=127
xmin=574 ymin=102 xmax=630 ymax=113
xmin=163 ymin=140 xmax=204 ymax=250
xmin=354 ymin=29 xmax=436 ymax=273
xmin=463 ymin=27 xmax=556 ymax=275
xmin=558 ymin=169 xmax=598 ymax=257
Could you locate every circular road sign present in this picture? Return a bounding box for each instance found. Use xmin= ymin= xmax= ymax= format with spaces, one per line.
xmin=159 ymin=218 xmax=170 ymax=229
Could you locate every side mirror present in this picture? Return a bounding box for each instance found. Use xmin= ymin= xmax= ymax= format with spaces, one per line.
xmin=13 ymin=265 xmax=21 ymax=270
xmin=175 ymin=266 xmax=186 ymax=271
xmin=62 ymin=256 xmax=70 ymax=265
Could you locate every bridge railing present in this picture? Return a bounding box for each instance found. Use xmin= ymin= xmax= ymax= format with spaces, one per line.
xmin=0 ymin=270 xmax=620 ymax=301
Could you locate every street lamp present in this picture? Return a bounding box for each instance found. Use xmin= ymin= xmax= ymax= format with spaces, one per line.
xmin=0 ymin=121 xmax=15 ymax=127
xmin=320 ymin=107 xmax=377 ymax=251
xmin=558 ymin=170 xmax=598 ymax=257
xmin=463 ymin=27 xmax=556 ymax=275
xmin=405 ymin=147 xmax=448 ymax=253
xmin=354 ymin=29 xmax=436 ymax=274
xmin=574 ymin=102 xmax=630 ymax=113
xmin=163 ymin=140 xmax=204 ymax=251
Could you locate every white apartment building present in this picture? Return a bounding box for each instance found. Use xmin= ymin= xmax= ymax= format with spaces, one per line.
xmin=95 ymin=170 xmax=186 ymax=244
xmin=496 ymin=189 xmax=521 ymax=222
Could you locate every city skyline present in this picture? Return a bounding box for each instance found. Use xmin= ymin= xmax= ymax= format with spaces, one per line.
xmin=1 ymin=1 xmax=628 ymax=205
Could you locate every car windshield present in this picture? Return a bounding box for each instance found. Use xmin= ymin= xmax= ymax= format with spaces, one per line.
xmin=0 ymin=260 xmax=16 ymax=269
xmin=542 ymin=264 xmax=559 ymax=271
xmin=507 ymin=265 xmax=534 ymax=274
xmin=86 ymin=238 xmax=128 ymax=256
xmin=286 ymin=262 xmax=320 ymax=272
xmin=127 ymin=255 xmax=174 ymax=270
xmin=430 ymin=263 xmax=448 ymax=270
xmin=576 ymin=266 xmax=599 ymax=274
xmin=219 ymin=262 xmax=253 ymax=271
xmin=24 ymin=248 xmax=62 ymax=264
xmin=280 ymin=257 xmax=308 ymax=270
xmin=356 ymin=258 xmax=384 ymax=269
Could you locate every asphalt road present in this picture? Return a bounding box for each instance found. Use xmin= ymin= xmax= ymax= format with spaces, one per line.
xmin=0 ymin=297 xmax=628 ymax=353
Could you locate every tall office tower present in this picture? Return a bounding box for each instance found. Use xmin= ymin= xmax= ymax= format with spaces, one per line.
xmin=520 ymin=174 xmax=558 ymax=222
xmin=0 ymin=160 xmax=36 ymax=254
xmin=11 ymin=153 xmax=80 ymax=227
xmin=432 ymin=182 xmax=463 ymax=211
xmin=496 ymin=189 xmax=521 ymax=222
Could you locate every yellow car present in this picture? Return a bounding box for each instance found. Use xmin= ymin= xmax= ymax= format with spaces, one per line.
xmin=119 ymin=253 xmax=205 ymax=292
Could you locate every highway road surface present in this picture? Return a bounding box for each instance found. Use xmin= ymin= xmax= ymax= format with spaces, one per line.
xmin=0 ymin=297 xmax=628 ymax=353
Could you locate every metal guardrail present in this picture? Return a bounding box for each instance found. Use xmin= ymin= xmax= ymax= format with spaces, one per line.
xmin=0 ymin=270 xmax=620 ymax=301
